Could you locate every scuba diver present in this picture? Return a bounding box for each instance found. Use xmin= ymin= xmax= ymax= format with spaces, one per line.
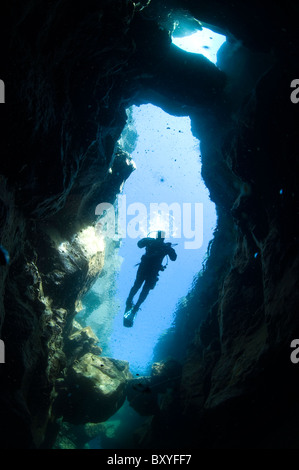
xmin=124 ymin=230 xmax=177 ymax=327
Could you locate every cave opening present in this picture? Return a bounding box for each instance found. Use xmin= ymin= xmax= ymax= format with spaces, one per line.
xmin=77 ymin=103 xmax=217 ymax=377
xmin=172 ymin=24 xmax=226 ymax=64
xmin=77 ymin=24 xmax=227 ymax=377
xmin=110 ymin=103 xmax=217 ymax=374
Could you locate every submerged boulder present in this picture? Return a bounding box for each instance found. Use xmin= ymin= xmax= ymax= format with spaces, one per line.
xmin=54 ymin=354 xmax=132 ymax=425
xmin=66 ymin=325 xmax=102 ymax=360
xmin=53 ymin=420 xmax=120 ymax=449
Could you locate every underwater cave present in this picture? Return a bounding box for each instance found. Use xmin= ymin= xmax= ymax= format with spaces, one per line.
xmin=0 ymin=0 xmax=299 ymax=452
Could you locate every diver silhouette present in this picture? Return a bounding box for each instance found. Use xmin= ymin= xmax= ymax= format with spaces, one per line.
xmin=124 ymin=230 xmax=177 ymax=327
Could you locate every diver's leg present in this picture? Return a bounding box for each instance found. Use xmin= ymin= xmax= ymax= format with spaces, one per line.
xmin=132 ymin=281 xmax=151 ymax=313
xmin=126 ymin=270 xmax=144 ymax=310
xmin=132 ymin=270 xmax=159 ymax=313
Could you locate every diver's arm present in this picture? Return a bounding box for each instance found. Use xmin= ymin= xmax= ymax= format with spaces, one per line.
xmin=167 ymin=245 xmax=177 ymax=261
xmin=137 ymin=238 xmax=151 ymax=248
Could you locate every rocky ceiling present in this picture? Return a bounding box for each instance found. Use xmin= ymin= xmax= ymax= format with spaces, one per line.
xmin=0 ymin=0 xmax=298 ymax=450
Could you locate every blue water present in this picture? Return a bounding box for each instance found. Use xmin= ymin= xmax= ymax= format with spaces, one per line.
xmin=106 ymin=104 xmax=217 ymax=375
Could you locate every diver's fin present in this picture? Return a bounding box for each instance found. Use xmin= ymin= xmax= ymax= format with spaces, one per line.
xmin=123 ymin=309 xmax=136 ymax=328
xmin=125 ymin=301 xmax=133 ymax=313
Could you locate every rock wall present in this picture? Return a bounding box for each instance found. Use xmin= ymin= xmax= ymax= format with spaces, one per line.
xmin=144 ymin=1 xmax=299 ymax=449
xmin=0 ymin=0 xmax=298 ymax=448
xmin=0 ymin=0 xmax=138 ymax=448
